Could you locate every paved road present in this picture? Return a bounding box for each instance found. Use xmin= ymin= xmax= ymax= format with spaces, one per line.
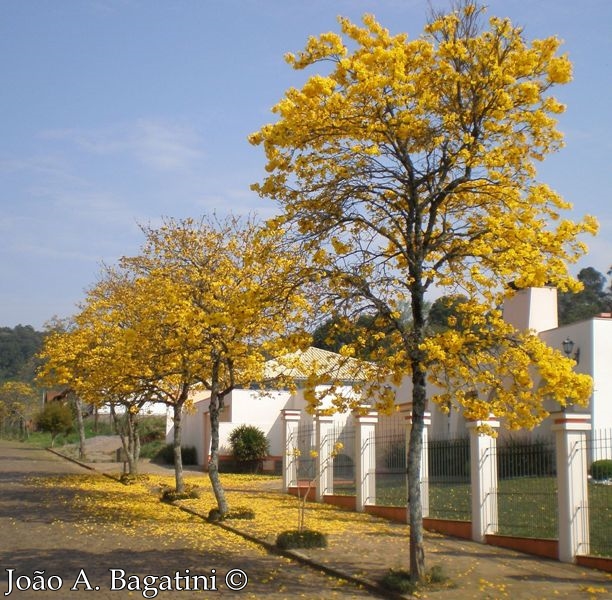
xmin=0 ymin=440 xmax=376 ymax=599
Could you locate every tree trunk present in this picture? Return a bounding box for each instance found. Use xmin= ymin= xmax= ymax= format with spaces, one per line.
xmin=408 ymin=367 xmax=427 ymax=581
xmin=208 ymin=390 xmax=229 ymax=516
xmin=111 ymin=405 xmax=130 ymax=474
xmin=406 ymin=282 xmax=427 ymax=581
xmin=133 ymin=416 xmax=141 ymax=471
xmin=125 ymin=410 xmax=140 ymax=475
xmin=172 ymin=403 xmax=185 ymax=493
xmin=73 ymin=395 xmax=87 ymax=461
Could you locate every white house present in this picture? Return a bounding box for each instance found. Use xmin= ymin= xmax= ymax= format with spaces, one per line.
xmin=171 ymin=287 xmax=612 ymax=467
xmin=166 ymin=347 xmax=361 ymax=469
xmin=410 ymin=287 xmax=611 ymax=441
xmin=167 ymin=388 xmax=295 ymax=471
xmin=505 ymin=287 xmax=612 ymax=441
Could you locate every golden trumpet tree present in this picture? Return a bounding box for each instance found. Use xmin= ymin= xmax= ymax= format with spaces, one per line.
xmin=39 ymin=216 xmax=312 ymax=500
xmin=88 ymin=264 xmax=203 ymax=486
xmin=0 ymin=381 xmax=38 ymax=439
xmin=38 ymin=290 xmax=157 ymax=472
xmin=251 ymin=3 xmax=596 ymax=580
xmin=116 ymin=215 xmax=312 ymax=510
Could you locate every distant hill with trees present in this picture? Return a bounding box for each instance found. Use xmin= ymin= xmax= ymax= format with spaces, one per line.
xmin=0 ymin=325 xmax=45 ymax=385
xmin=558 ymin=266 xmax=612 ymax=325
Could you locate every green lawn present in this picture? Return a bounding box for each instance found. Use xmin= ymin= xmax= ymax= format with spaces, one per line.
xmin=497 ymin=476 xmax=558 ymax=538
xmin=342 ymin=473 xmax=612 ymax=557
xmin=9 ymin=414 xmax=167 ymax=455
xmin=587 ymin=482 xmax=612 ymax=557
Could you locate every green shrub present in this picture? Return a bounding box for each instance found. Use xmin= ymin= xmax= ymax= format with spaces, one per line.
xmin=207 ymin=508 xmax=222 ymax=522
xmin=379 ymin=565 xmax=450 ymax=595
xmin=226 ymin=506 xmax=255 ymax=520
xmin=160 ymin=484 xmax=200 ymax=502
xmin=426 ymin=565 xmax=449 ymax=585
xmin=138 ymin=416 xmax=166 ymax=444
xmin=119 ymin=473 xmax=150 ymax=485
xmin=229 ymin=425 xmax=269 ymax=473
xmin=206 ymin=506 xmax=255 ymax=522
xmin=276 ymin=529 xmax=327 ymax=549
xmin=156 ymin=444 xmax=198 ymax=465
xmin=380 ymin=569 xmax=414 ymax=594
xmin=382 ymin=437 xmax=406 ymax=470
xmin=181 ymin=445 xmax=197 ymax=465
xmin=139 ymin=438 xmax=166 ymax=459
xmin=36 ymin=403 xmax=73 ymax=447
xmin=590 ymin=459 xmax=612 ymax=481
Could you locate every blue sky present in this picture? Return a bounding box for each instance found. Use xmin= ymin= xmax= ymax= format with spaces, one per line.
xmin=2 ymin=0 xmax=611 ymax=329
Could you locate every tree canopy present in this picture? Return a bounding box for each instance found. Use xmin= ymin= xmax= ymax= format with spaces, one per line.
xmin=38 ymin=215 xmax=312 ymax=506
xmin=0 ymin=380 xmax=39 ymax=438
xmin=251 ymin=2 xmax=595 ymax=579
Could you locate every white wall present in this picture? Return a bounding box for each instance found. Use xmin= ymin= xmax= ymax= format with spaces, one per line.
xmin=220 ymin=389 xmax=293 ymax=456
xmin=539 ymin=319 xmax=593 ymax=416
xmin=165 ymin=391 xmax=210 ymax=465
xmin=592 ymin=318 xmax=612 ymax=436
xmin=503 ymin=287 xmax=559 ymax=333
xmin=168 ymin=388 xmax=298 ymax=465
xmin=393 ymin=377 xmax=468 ymax=440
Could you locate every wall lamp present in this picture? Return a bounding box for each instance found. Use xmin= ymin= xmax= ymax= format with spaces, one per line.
xmin=562 ymin=337 xmax=580 ymax=365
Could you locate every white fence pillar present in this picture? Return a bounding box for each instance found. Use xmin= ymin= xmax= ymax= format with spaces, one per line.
xmin=552 ymin=413 xmax=591 ymax=562
xmin=354 ymin=411 xmax=378 ymax=511
xmin=405 ymin=411 xmax=431 ymax=518
xmin=314 ymin=413 xmax=335 ymax=501
xmin=281 ymin=409 xmax=302 ymax=492
xmin=467 ymin=417 xmax=500 ymax=542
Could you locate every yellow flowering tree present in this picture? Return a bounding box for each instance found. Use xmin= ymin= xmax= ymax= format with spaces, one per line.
xmin=38 ymin=289 xmax=160 ymax=472
xmin=39 ymin=216 xmax=312 ymax=501
xmin=119 ymin=215 xmax=312 ymax=512
xmin=0 ymin=381 xmax=39 ymax=439
xmin=251 ymin=2 xmax=595 ymax=580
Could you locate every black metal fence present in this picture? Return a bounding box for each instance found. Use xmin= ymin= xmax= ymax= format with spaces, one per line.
xmin=493 ymin=436 xmax=558 ymax=539
xmin=295 ymin=422 xmax=315 ymax=481
xmin=585 ymin=429 xmax=612 ymax=557
xmin=427 ymin=436 xmax=471 ymax=520
xmin=374 ymin=415 xmax=406 ymax=506
xmin=290 ymin=415 xmax=612 ymax=559
xmin=330 ymin=420 xmax=356 ymax=495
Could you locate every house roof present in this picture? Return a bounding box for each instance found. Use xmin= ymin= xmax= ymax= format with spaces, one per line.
xmin=264 ymin=346 xmax=367 ymax=383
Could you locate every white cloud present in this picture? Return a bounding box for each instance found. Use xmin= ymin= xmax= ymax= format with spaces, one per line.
xmin=42 ymin=118 xmax=206 ymax=172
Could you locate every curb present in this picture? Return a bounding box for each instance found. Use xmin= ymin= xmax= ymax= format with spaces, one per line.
xmin=175 ymin=503 xmax=409 ymax=600
xmin=46 ymin=447 xmax=97 ymax=471
xmin=46 ymin=447 xmax=121 ymax=483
